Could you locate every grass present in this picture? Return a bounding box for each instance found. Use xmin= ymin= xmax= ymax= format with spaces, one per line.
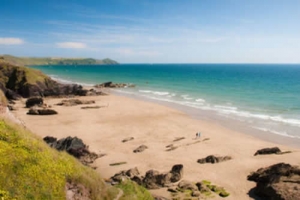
xmin=0 ymin=118 xmax=154 ymax=199
xmin=0 ymin=90 xmax=7 ymax=106
xmin=201 ymin=180 xmax=230 ymax=198
xmin=116 ymin=180 xmax=154 ymax=200
xmin=0 ymin=119 xmax=118 ymax=200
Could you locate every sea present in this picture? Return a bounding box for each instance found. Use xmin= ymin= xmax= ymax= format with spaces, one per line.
xmin=30 ymin=64 xmax=300 ymax=145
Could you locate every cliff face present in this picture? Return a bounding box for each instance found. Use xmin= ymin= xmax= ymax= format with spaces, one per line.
xmin=0 ymin=62 xmax=60 ymax=98
xmin=0 ymin=63 xmax=89 ymax=99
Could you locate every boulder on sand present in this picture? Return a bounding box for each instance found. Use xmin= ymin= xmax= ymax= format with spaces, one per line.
xmin=26 ymin=97 xmax=43 ymax=108
xmin=197 ymin=155 xmax=232 ymax=164
xmin=27 ymin=107 xmax=57 ymax=115
xmin=43 ymin=136 xmax=102 ymax=166
xmin=248 ymin=162 xmax=300 ymax=200
xmin=254 ymin=147 xmax=281 ymax=156
xmin=56 ymin=99 xmax=95 ymax=106
xmin=133 ymin=145 xmax=148 ymax=153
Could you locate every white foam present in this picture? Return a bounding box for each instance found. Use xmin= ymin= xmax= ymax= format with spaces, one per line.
xmin=181 ymin=94 xmax=194 ymax=100
xmin=50 ymin=76 xmax=94 ymax=86
xmin=253 ymin=126 xmax=300 ymax=139
xmin=195 ymin=98 xmax=205 ymax=102
xmin=153 ymin=91 xmax=169 ymax=96
xmin=138 ymin=90 xmax=169 ymax=96
xmin=214 ymin=105 xmax=238 ymax=111
xmin=139 ymin=90 xmax=152 ymax=93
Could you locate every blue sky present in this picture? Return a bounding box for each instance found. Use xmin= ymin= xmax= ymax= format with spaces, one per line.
xmin=0 ymin=0 xmax=300 ymax=63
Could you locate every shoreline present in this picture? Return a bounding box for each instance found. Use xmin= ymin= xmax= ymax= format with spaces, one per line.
xmin=11 ymin=91 xmax=300 ymax=199
xmin=112 ymin=89 xmax=300 ymax=149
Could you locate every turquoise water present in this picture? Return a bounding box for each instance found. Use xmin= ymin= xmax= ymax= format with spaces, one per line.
xmin=30 ymin=64 xmax=300 ymax=139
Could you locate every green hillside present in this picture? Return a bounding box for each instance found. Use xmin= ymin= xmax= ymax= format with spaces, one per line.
xmin=0 ymin=91 xmax=153 ymax=200
xmin=0 ymin=55 xmax=118 ymax=66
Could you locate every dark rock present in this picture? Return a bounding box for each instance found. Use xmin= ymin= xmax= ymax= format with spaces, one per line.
xmin=133 ymin=145 xmax=148 ymax=153
xmin=191 ymin=190 xmax=201 ymax=197
xmin=27 ymin=108 xmax=57 ymax=115
xmin=38 ymin=109 xmax=57 ymax=115
xmin=109 ymin=164 xmax=184 ymax=190
xmin=0 ymin=63 xmax=107 ymax=99
xmin=125 ymin=167 xmax=140 ymax=178
xmin=94 ymin=82 xmax=135 ymax=88
xmin=5 ymin=89 xmax=21 ymax=100
xmin=143 ymin=170 xmax=161 ymax=189
xmin=56 ymin=99 xmax=95 ymax=106
xmin=131 ymin=176 xmax=143 ymax=185
xmin=170 ymin=164 xmax=184 ymax=182
xmin=248 ymin=163 xmax=300 ymax=200
xmin=177 ymin=180 xmax=198 ymax=191
xmin=122 ymin=137 xmax=134 ymax=143
xmin=27 ymin=108 xmax=39 ymax=115
xmin=54 ymin=136 xmax=87 ymax=156
xmin=43 ymin=136 xmax=57 ymax=144
xmin=7 ymin=105 xmax=15 ymax=111
xmin=167 ymin=187 xmax=177 ymax=193
xmin=196 ymin=182 xmax=210 ymax=193
xmin=254 ymin=147 xmax=282 ymax=156
xmin=26 ymin=97 xmax=43 ymax=108
xmin=197 ymin=155 xmax=232 ymax=164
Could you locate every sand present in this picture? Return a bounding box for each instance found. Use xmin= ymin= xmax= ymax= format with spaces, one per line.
xmin=12 ymin=94 xmax=300 ymax=199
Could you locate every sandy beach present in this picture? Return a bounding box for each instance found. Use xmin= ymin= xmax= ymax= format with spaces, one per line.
xmin=12 ymin=93 xmax=300 ymax=199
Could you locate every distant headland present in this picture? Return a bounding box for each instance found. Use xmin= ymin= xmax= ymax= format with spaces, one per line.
xmin=0 ymin=54 xmax=118 ymax=66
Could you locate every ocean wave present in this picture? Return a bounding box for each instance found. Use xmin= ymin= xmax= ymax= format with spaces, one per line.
xmin=195 ymin=98 xmax=205 ymax=102
xmin=181 ymin=94 xmax=194 ymax=100
xmin=50 ymin=76 xmax=94 ymax=86
xmin=138 ymin=90 xmax=169 ymax=96
xmin=124 ymin=88 xmax=300 ymax=130
xmin=253 ymin=126 xmax=300 ymax=139
xmin=214 ymin=105 xmax=237 ymax=111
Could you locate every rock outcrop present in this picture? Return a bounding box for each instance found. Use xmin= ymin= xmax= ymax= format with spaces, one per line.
xmin=254 ymin=147 xmax=282 ymax=156
xmin=27 ymin=108 xmax=58 ymax=115
xmin=197 ymin=155 xmax=232 ymax=164
xmin=94 ymin=82 xmax=135 ymax=88
xmin=56 ymin=99 xmax=95 ymax=106
xmin=122 ymin=137 xmax=134 ymax=143
xmin=0 ymin=62 xmax=105 ymax=99
xmin=26 ymin=97 xmax=43 ymax=108
xmin=109 ymin=164 xmax=184 ymax=189
xmin=133 ymin=145 xmax=148 ymax=153
xmin=43 ymin=136 xmax=103 ymax=166
xmin=248 ymin=163 xmax=300 ymax=200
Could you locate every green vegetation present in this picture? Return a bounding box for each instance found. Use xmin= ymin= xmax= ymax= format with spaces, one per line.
xmin=201 ymin=180 xmax=230 ymax=198
xmin=0 ymin=119 xmax=155 ymax=199
xmin=0 ymin=55 xmax=118 ymax=66
xmin=0 ymin=90 xmax=7 ymax=106
xmin=116 ymin=180 xmax=153 ymax=200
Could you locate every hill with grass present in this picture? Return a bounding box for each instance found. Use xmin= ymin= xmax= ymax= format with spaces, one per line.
xmin=0 ymin=55 xmax=118 ymax=66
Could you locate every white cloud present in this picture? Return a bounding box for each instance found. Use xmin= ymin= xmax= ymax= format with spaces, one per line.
xmin=115 ymin=48 xmax=160 ymax=57
xmin=0 ymin=37 xmax=24 ymax=45
xmin=56 ymin=42 xmax=87 ymax=49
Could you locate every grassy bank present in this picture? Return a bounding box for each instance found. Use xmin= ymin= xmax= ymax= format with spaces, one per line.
xmin=0 ymin=118 xmax=153 ymax=199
